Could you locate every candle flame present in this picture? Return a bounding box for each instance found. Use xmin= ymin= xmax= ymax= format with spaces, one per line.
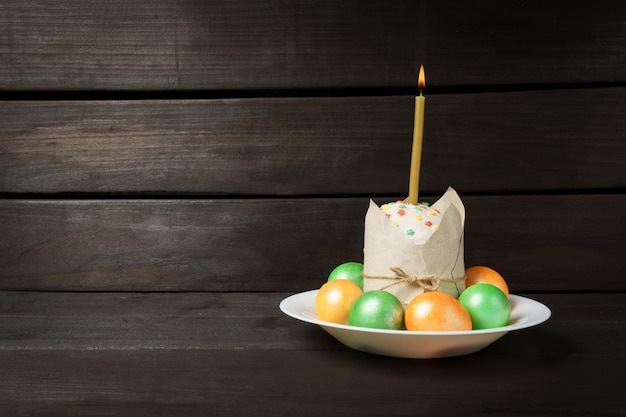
xmin=418 ymin=65 xmax=426 ymax=92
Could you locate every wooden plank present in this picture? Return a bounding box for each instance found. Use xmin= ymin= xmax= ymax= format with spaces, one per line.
xmin=1 ymin=1 xmax=624 ymax=90
xmin=0 ymin=352 xmax=623 ymax=416
xmin=1 ymin=88 xmax=624 ymax=195
xmin=0 ymin=291 xmax=622 ymax=351
xmin=0 ymin=293 xmax=623 ymax=416
xmin=1 ymin=195 xmax=624 ymax=292
xmin=0 ymin=96 xmax=410 ymax=195
xmin=0 ymin=291 xmax=314 ymax=351
xmin=462 ymin=194 xmax=626 ymax=293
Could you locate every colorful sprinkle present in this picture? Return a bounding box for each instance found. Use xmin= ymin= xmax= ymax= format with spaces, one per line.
xmin=379 ymin=200 xmax=445 ymax=240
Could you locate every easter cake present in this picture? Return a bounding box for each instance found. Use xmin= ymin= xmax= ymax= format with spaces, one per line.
xmin=362 ymin=187 xmax=466 ymax=304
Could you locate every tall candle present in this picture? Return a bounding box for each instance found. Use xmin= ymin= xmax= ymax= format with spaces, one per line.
xmin=408 ymin=65 xmax=426 ymax=205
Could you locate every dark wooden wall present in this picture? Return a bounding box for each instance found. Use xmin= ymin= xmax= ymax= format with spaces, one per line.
xmin=1 ymin=0 xmax=625 ymax=294
xmin=1 ymin=2 xmax=625 ymax=416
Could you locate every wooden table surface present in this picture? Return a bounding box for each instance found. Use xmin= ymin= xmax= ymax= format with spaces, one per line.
xmin=0 ymin=291 xmax=623 ymax=416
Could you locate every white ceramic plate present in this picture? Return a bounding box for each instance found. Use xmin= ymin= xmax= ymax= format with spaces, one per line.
xmin=280 ymin=290 xmax=551 ymax=358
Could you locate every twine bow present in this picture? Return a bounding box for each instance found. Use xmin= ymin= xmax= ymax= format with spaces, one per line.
xmin=364 ymin=267 xmax=442 ymax=292
xmin=363 ymin=267 xmax=467 ymax=293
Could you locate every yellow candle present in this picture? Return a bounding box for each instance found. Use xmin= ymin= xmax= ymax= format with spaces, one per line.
xmin=408 ymin=65 xmax=426 ymax=205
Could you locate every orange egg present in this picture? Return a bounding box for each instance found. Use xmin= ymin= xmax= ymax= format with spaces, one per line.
xmin=465 ymin=266 xmax=510 ymax=298
xmin=315 ymin=279 xmax=363 ymax=324
xmin=404 ymin=292 xmax=472 ymax=332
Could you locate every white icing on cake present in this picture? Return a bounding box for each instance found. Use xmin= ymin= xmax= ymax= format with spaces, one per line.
xmin=379 ymin=201 xmax=442 ymax=245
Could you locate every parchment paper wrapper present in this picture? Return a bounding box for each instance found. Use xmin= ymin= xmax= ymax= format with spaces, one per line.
xmin=363 ymin=187 xmax=466 ymax=304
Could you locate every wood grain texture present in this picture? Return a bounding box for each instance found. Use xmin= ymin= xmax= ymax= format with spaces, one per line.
xmin=1 ymin=195 xmax=624 ymax=292
xmin=1 ymin=351 xmax=622 ymax=417
xmin=0 ymin=292 xmax=295 ymax=350
xmin=1 ymin=0 xmax=624 ymax=91
xmin=2 ymin=87 xmax=624 ymax=195
xmin=0 ymin=291 xmax=622 ymax=351
xmin=0 ymin=292 xmax=623 ymax=416
xmin=1 ymin=2 xmax=624 ymax=414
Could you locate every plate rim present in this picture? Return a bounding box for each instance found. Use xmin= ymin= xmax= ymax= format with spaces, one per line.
xmin=280 ymin=289 xmax=551 ymax=336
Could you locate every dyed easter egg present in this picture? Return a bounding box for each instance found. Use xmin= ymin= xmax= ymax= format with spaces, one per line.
xmin=328 ymin=261 xmax=364 ymax=290
xmin=315 ymin=279 xmax=363 ymax=325
xmin=458 ymin=283 xmax=510 ymax=330
xmin=348 ymin=290 xmax=404 ymax=330
xmin=465 ymin=265 xmax=510 ymax=298
xmin=404 ymin=291 xmax=472 ymax=332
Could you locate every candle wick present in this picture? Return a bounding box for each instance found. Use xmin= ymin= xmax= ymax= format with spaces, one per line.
xmin=419 ymin=89 xmax=424 ymax=96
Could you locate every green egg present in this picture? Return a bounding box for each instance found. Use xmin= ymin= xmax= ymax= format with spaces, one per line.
xmin=327 ymin=262 xmax=364 ymax=290
xmin=458 ymin=283 xmax=510 ymax=330
xmin=348 ymin=291 xmax=404 ymax=330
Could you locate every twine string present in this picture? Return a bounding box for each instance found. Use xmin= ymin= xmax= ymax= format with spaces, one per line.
xmin=363 ymin=267 xmax=465 ymax=292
